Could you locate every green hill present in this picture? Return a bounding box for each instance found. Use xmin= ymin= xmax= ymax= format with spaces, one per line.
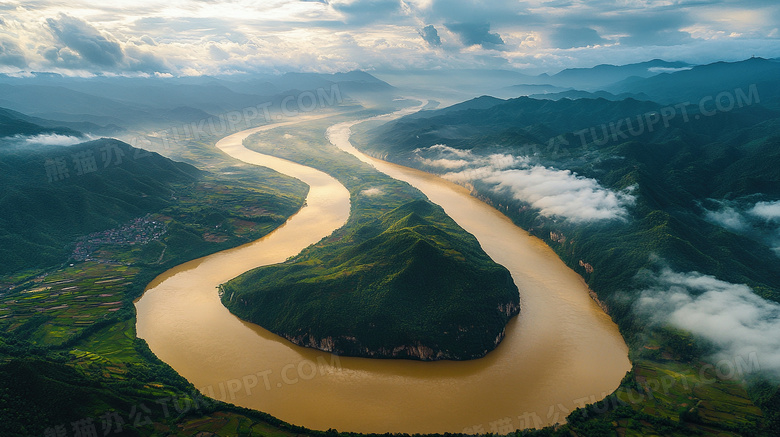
xmin=221 ymin=199 xmax=519 ymax=360
xmin=0 ymin=107 xmax=84 ymax=138
xmin=363 ymin=95 xmax=662 ymax=154
xmin=607 ymin=58 xmax=780 ymax=106
xmin=0 ymin=138 xmax=202 ymax=274
xmin=360 ymin=94 xmax=780 ymax=301
xmin=355 ymin=92 xmax=780 ymax=432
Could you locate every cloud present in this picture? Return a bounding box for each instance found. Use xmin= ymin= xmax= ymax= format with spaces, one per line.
xmin=123 ymin=45 xmax=170 ymax=73
xmin=704 ymin=205 xmax=748 ymax=231
xmin=329 ymin=0 xmax=407 ymax=24
xmin=418 ymin=157 xmax=470 ymax=169
xmin=606 ymin=11 xmax=694 ymax=47
xmin=444 ymin=22 xmax=505 ymax=49
xmin=360 ymin=187 xmax=384 ymax=196
xmin=208 ymin=43 xmax=231 ymax=61
xmin=46 ymin=14 xmax=124 ymax=67
xmin=425 ymin=0 xmax=535 ymax=28
xmin=414 ymin=144 xmax=634 ymax=222
xmin=548 ymin=27 xmax=608 ymax=49
xmin=2 ymin=0 xmax=780 ymax=75
xmin=749 ymin=200 xmax=780 ymax=222
xmin=703 ymin=199 xmax=780 ymax=255
xmin=0 ymin=39 xmax=27 ymax=68
xmin=14 ymin=133 xmax=86 ymax=146
xmin=648 ymin=66 xmax=693 ymax=74
xmin=419 ymin=24 xmax=441 ymax=47
xmin=481 ymin=166 xmax=635 ymax=222
xmin=634 ymin=263 xmax=780 ymax=378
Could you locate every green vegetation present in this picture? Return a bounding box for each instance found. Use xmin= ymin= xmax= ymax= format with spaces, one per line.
xmin=0 ymin=107 xmax=84 ymax=138
xmin=0 ymin=139 xmax=200 ymax=274
xmin=356 ymin=91 xmax=780 ymax=434
xmin=222 ymin=115 xmax=519 ymax=360
xmin=0 ymin=137 xmax=312 ymax=436
xmin=4 ymin=83 xmax=778 ymax=435
xmin=223 ymin=199 xmax=518 ymax=360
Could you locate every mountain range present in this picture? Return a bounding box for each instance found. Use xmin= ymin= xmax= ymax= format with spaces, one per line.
xmin=0 ymin=70 xmax=396 ymax=130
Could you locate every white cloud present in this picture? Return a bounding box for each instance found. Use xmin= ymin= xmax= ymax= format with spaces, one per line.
xmin=417 ymin=157 xmax=470 ymax=169
xmin=703 ymin=199 xmax=780 ymax=256
xmin=360 ymin=187 xmax=384 ymax=196
xmin=414 ymin=144 xmax=634 ymax=222
xmin=635 ymin=265 xmax=780 ymax=378
xmin=46 ymin=13 xmax=125 ymax=67
xmin=479 ymin=166 xmax=635 ymax=222
xmin=648 ymin=66 xmax=692 ymax=74
xmin=424 ymin=144 xmax=473 ymax=158
xmin=2 ymin=0 xmax=780 ymax=75
xmin=749 ymin=200 xmax=780 ymax=222
xmin=705 ymin=206 xmax=748 ymax=232
xmin=19 ymin=133 xmax=86 ymax=146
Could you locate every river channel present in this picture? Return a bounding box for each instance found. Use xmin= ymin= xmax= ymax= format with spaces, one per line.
xmin=135 ymin=109 xmax=630 ymax=433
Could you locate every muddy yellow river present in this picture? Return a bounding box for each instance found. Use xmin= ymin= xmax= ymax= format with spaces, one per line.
xmin=135 ymin=109 xmax=630 ymax=434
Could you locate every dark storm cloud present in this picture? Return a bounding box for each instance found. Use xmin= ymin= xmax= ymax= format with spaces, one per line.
xmin=419 ymin=24 xmax=441 ymax=47
xmin=549 ymin=27 xmax=608 ymax=49
xmin=46 ymin=13 xmax=124 ymax=67
xmin=0 ymin=38 xmax=27 ymax=68
xmin=445 ymin=22 xmax=504 ymax=49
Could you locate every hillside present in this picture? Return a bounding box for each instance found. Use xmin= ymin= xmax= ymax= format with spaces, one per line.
xmin=220 ymin=118 xmax=521 ymax=361
xmin=607 ymin=57 xmax=780 ymax=105
xmin=547 ymin=59 xmax=691 ymax=89
xmin=0 ymin=135 xmax=310 ymax=436
xmin=222 ymin=199 xmax=519 ymax=360
xmin=364 ymin=96 xmax=662 ymax=153
xmin=0 ymin=137 xmax=308 ymax=275
xmin=355 ymin=89 xmax=780 ymax=432
xmin=0 ymin=71 xmax=395 ymax=129
xmin=0 ymin=107 xmax=84 ymax=138
xmin=0 ymin=139 xmax=202 ymax=273
xmin=359 ymin=94 xmax=780 ymax=302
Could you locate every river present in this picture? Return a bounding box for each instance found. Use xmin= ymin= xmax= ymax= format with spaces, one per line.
xmin=135 ymin=109 xmax=630 ymax=434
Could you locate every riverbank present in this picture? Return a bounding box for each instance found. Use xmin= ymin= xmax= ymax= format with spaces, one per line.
xmin=136 ymin=108 xmax=628 ymax=433
xmin=220 ymin=196 xmax=521 ymax=361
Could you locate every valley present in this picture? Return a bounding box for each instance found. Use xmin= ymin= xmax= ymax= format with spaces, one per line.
xmin=136 ymin=107 xmax=630 ymax=433
xmin=1 ymin=8 xmax=779 ymax=432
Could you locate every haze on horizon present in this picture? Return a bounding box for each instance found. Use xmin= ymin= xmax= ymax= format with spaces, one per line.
xmin=1 ymin=0 xmax=779 ymax=78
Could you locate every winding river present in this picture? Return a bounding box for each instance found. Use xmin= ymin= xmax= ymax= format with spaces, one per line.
xmin=135 ymin=108 xmax=630 ymax=434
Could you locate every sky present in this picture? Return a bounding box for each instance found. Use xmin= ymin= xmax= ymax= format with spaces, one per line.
xmin=1 ymin=0 xmax=779 ymax=76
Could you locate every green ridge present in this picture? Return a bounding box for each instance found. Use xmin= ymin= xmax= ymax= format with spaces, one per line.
xmin=222 ymin=199 xmax=519 ymax=360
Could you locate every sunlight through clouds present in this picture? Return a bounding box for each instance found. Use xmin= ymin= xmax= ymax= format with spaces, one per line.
xmin=0 ymin=0 xmax=779 ymax=75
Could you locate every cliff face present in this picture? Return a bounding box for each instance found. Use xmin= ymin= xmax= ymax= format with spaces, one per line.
xmin=279 ymin=298 xmax=520 ymax=361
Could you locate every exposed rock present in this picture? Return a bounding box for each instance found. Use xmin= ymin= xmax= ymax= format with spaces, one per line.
xmin=589 ymin=289 xmax=610 ymax=314
xmin=498 ymin=301 xmax=521 ymax=317
xmin=277 ymin=299 xmax=520 ymax=361
xmin=579 ymin=259 xmax=594 ymax=273
xmin=550 ymin=231 xmax=567 ymax=243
